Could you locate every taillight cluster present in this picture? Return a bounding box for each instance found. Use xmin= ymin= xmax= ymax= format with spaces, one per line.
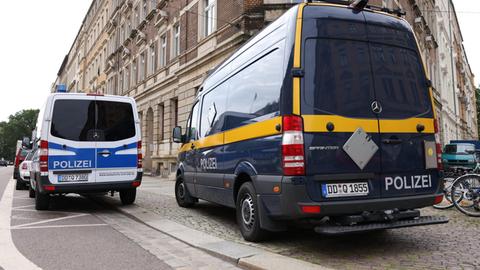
xmin=433 ymin=120 xmax=443 ymax=170
xmin=39 ymin=140 xmax=49 ymax=174
xmin=282 ymin=115 xmax=305 ymax=176
xmin=137 ymin=141 xmax=143 ymax=171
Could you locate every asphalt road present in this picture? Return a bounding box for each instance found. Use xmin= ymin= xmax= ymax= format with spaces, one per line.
xmin=0 ymin=167 xmax=238 ymax=270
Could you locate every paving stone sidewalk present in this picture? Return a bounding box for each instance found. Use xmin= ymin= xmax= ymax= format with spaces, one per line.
xmin=133 ymin=176 xmax=480 ymax=270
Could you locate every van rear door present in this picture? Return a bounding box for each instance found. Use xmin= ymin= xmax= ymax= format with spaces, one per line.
xmin=364 ymin=12 xmax=438 ymax=197
xmin=94 ymin=96 xmax=138 ymax=183
xmin=301 ymin=7 xmax=382 ymax=201
xmin=48 ymin=97 xmax=97 ymax=184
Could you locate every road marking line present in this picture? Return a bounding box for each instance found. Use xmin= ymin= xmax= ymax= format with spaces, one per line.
xmin=12 ymin=213 xmax=89 ymax=229
xmin=12 ymin=204 xmax=35 ymax=209
xmin=0 ymin=181 xmax=41 ymax=269
xmin=12 ymin=224 xmax=109 ymax=230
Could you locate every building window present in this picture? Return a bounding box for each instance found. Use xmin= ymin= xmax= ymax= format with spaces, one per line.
xmin=172 ymin=24 xmax=180 ymax=58
xmin=159 ymin=35 xmax=167 ymax=67
xmin=148 ymin=43 xmax=156 ymax=75
xmin=125 ymin=66 xmax=130 ymax=91
xmin=131 ymin=59 xmax=137 ymax=86
xmin=142 ymin=0 xmax=148 ymax=20
xmin=158 ymin=103 xmax=164 ymax=141
xmin=139 ymin=52 xmax=146 ymax=82
xmin=204 ymin=0 xmax=216 ymax=36
xmin=134 ymin=7 xmax=140 ymax=28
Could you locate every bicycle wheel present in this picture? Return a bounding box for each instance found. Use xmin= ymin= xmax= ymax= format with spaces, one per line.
xmin=433 ymin=177 xmax=461 ymax=209
xmin=451 ymin=174 xmax=480 ymax=217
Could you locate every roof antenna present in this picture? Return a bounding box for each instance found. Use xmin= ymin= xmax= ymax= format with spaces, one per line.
xmin=349 ymin=0 xmax=369 ymax=11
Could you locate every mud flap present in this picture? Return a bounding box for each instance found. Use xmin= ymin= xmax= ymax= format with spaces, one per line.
xmin=257 ymin=195 xmax=287 ymax=232
xmin=314 ymin=215 xmax=448 ymax=235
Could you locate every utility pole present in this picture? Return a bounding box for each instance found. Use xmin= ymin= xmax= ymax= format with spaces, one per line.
xmin=448 ymin=0 xmax=459 ymax=139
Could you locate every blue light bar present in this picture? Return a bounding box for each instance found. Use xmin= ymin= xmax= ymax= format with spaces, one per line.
xmin=56 ymin=84 xmax=67 ymax=93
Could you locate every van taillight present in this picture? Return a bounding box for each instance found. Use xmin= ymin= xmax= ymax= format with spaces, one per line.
xmin=137 ymin=141 xmax=143 ymax=170
xmin=282 ymin=115 xmax=305 ymax=176
xmin=433 ymin=119 xmax=443 ymax=170
xmin=39 ymin=140 xmax=49 ymax=173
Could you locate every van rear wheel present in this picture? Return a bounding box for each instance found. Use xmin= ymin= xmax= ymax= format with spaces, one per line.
xmin=175 ymin=176 xmax=196 ymax=208
xmin=29 ymin=184 xmax=35 ymax=198
xmin=236 ymin=182 xmax=268 ymax=242
xmin=120 ymin=188 xmax=136 ymax=205
xmin=35 ymin=184 xmax=50 ymax=211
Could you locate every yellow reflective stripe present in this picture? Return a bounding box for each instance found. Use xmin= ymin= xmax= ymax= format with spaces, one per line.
xmin=178 ymin=117 xmax=282 ymax=153
xmin=224 ymin=117 xmax=282 ymax=144
xmin=303 ymin=115 xmax=435 ymax=133
xmin=379 ymin=118 xmax=434 ymax=133
xmin=303 ymin=115 xmax=379 ymax=133
xmin=292 ymin=4 xmax=305 ymax=115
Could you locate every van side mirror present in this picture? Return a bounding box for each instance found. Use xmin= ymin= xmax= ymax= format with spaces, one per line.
xmin=172 ymin=126 xmax=184 ymax=143
xmin=22 ymin=137 xmax=31 ymax=149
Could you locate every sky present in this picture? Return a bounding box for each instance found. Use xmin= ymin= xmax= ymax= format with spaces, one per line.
xmin=0 ymin=0 xmax=479 ymax=122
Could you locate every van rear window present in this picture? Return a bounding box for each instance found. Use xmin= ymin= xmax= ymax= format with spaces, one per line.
xmin=51 ymin=99 xmax=135 ymax=142
xmin=302 ymin=38 xmax=432 ymax=119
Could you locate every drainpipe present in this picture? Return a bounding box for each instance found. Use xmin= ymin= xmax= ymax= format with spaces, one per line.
xmin=448 ymin=0 xmax=459 ymax=139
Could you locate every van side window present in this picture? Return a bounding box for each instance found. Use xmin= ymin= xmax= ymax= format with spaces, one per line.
xmin=200 ymin=85 xmax=228 ymax=138
xmin=187 ymin=102 xmax=200 ymax=142
xmin=224 ymin=47 xmax=283 ymax=130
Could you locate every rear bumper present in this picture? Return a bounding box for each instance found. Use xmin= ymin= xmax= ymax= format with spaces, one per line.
xmin=36 ymin=172 xmax=143 ymax=194
xmin=257 ymin=176 xmax=443 ymax=221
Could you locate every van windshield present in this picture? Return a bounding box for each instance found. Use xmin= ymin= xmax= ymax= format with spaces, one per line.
xmin=51 ymin=99 xmax=135 ymax=142
xmin=302 ymin=29 xmax=432 ymax=119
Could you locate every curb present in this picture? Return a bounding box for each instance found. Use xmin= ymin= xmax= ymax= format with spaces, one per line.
xmin=102 ymin=196 xmax=330 ymax=270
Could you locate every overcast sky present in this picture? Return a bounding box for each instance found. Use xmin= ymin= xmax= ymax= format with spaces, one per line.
xmin=0 ymin=0 xmax=479 ymax=122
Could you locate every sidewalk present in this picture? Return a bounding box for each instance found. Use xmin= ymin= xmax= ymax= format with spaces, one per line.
xmin=101 ymin=176 xmax=330 ymax=270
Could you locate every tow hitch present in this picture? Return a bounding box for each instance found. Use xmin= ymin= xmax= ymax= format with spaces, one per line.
xmin=314 ymin=209 xmax=448 ymax=235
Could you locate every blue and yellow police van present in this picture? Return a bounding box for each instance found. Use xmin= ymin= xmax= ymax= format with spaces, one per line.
xmin=172 ymin=0 xmax=448 ymax=242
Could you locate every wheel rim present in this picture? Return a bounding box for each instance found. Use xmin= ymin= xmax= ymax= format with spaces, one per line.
xmin=241 ymin=194 xmax=255 ymax=230
xmin=452 ymin=175 xmax=480 ymax=216
xmin=177 ymin=182 xmax=186 ymax=200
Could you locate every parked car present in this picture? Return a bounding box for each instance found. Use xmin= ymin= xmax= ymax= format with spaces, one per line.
xmin=13 ymin=148 xmax=29 ymax=180
xmin=18 ymin=150 xmax=35 ymax=191
xmin=30 ymin=93 xmax=142 ymax=210
xmin=442 ymin=143 xmax=477 ymax=171
xmin=0 ymin=160 xmax=8 ymax=167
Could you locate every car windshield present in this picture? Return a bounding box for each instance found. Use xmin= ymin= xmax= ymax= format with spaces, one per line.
xmin=444 ymin=144 xmax=475 ymax=155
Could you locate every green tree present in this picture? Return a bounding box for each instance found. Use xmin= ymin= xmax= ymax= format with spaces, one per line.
xmin=0 ymin=109 xmax=39 ymax=161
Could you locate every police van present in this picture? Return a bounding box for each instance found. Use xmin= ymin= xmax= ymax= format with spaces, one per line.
xmin=30 ymin=93 xmax=142 ymax=210
xmin=172 ymin=1 xmax=448 ymax=242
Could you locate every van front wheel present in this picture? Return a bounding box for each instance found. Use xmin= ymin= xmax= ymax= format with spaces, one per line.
xmin=120 ymin=188 xmax=136 ymax=205
xmin=175 ymin=176 xmax=195 ymax=208
xmin=236 ymin=182 xmax=268 ymax=242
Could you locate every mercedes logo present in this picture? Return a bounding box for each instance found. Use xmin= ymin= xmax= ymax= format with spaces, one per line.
xmin=371 ymin=101 xmax=382 ymax=114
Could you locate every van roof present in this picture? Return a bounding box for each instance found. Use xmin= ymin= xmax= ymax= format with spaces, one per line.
xmin=49 ymin=92 xmax=135 ymax=102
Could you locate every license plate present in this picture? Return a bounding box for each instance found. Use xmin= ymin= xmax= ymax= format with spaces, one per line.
xmin=322 ymin=182 xmax=369 ymax=198
xmin=58 ymin=174 xmax=89 ymax=182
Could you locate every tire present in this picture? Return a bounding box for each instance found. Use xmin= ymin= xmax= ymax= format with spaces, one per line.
xmin=175 ymin=176 xmax=196 ymax=208
xmin=15 ymin=180 xmax=23 ymax=190
xmin=236 ymin=182 xmax=268 ymax=242
xmin=120 ymin=188 xmax=136 ymax=205
xmin=29 ymin=184 xmax=35 ymax=198
xmin=35 ymin=182 xmax=50 ymax=211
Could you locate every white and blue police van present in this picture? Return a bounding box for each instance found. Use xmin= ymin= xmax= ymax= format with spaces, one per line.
xmin=29 ymin=92 xmax=143 ymax=210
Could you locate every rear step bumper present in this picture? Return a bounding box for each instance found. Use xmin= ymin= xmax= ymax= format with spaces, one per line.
xmin=314 ymin=215 xmax=449 ymax=235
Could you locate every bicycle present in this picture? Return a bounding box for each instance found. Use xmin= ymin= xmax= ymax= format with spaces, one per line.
xmin=450 ymin=173 xmax=480 ymax=217
xmin=433 ymin=170 xmax=464 ymax=209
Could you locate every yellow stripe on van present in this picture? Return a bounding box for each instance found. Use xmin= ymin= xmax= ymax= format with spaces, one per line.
xmin=303 ymin=115 xmax=435 ymax=134
xmin=178 ymin=117 xmax=282 ymax=153
xmin=303 ymin=115 xmax=379 ymax=133
xmin=292 ymin=4 xmax=306 ymax=115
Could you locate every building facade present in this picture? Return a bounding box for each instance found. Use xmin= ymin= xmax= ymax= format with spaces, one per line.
xmin=53 ymin=0 xmax=477 ymax=177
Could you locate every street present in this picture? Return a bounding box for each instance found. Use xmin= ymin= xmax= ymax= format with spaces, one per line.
xmin=0 ymin=167 xmax=238 ymax=270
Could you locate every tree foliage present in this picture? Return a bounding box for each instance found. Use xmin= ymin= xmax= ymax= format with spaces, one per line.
xmin=0 ymin=109 xmax=39 ymax=161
